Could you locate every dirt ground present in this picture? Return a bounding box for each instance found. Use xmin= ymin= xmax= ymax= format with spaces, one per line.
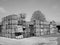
xmin=0 ymin=33 xmax=60 ymax=45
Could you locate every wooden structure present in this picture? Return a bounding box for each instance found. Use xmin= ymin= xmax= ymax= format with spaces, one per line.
xmin=1 ymin=14 xmax=26 ymax=39
xmin=50 ymin=21 xmax=57 ymax=34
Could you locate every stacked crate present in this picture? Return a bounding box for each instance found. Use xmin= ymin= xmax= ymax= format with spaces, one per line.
xmin=13 ymin=13 xmax=27 ymax=39
xmin=34 ymin=20 xmax=50 ymax=36
xmin=43 ymin=21 xmax=50 ymax=35
xmin=40 ymin=21 xmax=44 ymax=35
xmin=24 ymin=22 xmax=31 ymax=38
xmin=2 ymin=17 xmax=8 ymax=37
xmin=35 ymin=20 xmax=41 ymax=36
xmin=7 ymin=15 xmax=18 ymax=38
xmin=0 ymin=23 xmax=2 ymax=36
xmin=33 ymin=20 xmax=45 ymax=36
xmin=2 ymin=15 xmax=18 ymax=38
xmin=15 ymin=25 xmax=23 ymax=39
xmin=50 ymin=21 xmax=57 ymax=34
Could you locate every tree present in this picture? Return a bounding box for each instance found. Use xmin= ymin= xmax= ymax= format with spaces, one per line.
xmin=31 ymin=10 xmax=46 ymax=21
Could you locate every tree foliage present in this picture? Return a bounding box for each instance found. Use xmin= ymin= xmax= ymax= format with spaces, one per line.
xmin=31 ymin=10 xmax=46 ymax=21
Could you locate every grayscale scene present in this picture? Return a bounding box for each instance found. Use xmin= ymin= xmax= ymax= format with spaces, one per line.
xmin=0 ymin=0 xmax=60 ymax=45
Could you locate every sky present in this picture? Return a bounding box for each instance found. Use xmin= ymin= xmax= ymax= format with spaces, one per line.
xmin=0 ymin=0 xmax=60 ymax=25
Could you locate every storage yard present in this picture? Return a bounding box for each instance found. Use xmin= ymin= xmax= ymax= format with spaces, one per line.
xmin=0 ymin=10 xmax=59 ymax=45
xmin=0 ymin=11 xmax=58 ymax=39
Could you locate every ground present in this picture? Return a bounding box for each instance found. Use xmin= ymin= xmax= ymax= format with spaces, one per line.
xmin=0 ymin=33 xmax=60 ymax=45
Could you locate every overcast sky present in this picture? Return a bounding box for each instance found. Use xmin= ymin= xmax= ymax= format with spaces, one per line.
xmin=0 ymin=0 xmax=60 ymax=24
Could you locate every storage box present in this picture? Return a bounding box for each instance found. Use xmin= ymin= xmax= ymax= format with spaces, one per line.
xmin=4 ymin=33 xmax=12 ymax=38
xmin=6 ymin=29 xmax=12 ymax=33
xmin=16 ymin=35 xmax=23 ymax=39
xmin=41 ymin=32 xmax=44 ymax=35
xmin=35 ymin=31 xmax=41 ymax=36
xmin=11 ymin=33 xmax=15 ymax=38
xmin=11 ymin=29 xmax=15 ymax=33
xmin=16 ymin=26 xmax=23 ymax=32
xmin=1 ymin=32 xmax=5 ymax=37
